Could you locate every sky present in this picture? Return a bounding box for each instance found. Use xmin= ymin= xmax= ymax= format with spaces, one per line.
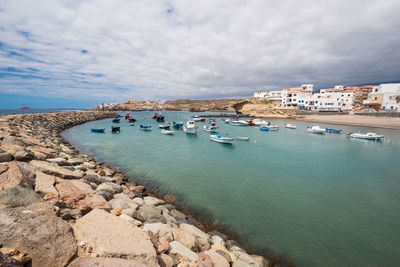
xmin=0 ymin=0 xmax=400 ymax=108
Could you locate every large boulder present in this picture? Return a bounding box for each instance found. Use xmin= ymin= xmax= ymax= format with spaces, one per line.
xmin=73 ymin=209 xmax=158 ymax=266
xmin=30 ymin=160 xmax=84 ymax=179
xmin=34 ymin=171 xmax=58 ymax=196
xmin=69 ymin=257 xmax=148 ymax=267
xmin=135 ymin=204 xmax=166 ymax=223
xmin=168 ymin=241 xmax=199 ymax=263
xmin=171 ymin=228 xmax=197 ymax=250
xmin=143 ymin=223 xmax=173 ymax=239
xmin=96 ymin=182 xmax=122 ymax=195
xmin=0 ymin=189 xmax=77 ymax=267
xmin=55 ymin=178 xmax=110 ymax=212
xmin=179 ymin=223 xmax=210 ymax=246
xmin=0 ymin=161 xmax=36 ymax=190
xmin=204 ymin=249 xmax=230 ymax=267
xmin=0 ymin=151 xmax=12 ymax=163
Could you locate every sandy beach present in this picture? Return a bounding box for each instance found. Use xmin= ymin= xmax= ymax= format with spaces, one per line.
xmin=296 ymin=115 xmax=400 ymax=130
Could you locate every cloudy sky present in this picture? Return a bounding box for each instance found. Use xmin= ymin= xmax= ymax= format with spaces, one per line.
xmin=0 ymin=0 xmax=400 ymax=108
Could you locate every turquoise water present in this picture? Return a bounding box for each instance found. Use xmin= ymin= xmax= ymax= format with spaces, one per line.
xmin=63 ymin=111 xmax=400 ymax=267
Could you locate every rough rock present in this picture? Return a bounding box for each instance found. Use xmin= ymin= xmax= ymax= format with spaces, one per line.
xmin=205 ymin=249 xmax=230 ymax=267
xmin=250 ymin=255 xmax=269 ymax=267
xmin=132 ymin=197 xmax=145 ymax=205
xmin=211 ymin=235 xmax=226 ymax=247
xmin=158 ymin=253 xmax=174 ymax=267
xmin=163 ymin=194 xmax=178 ymax=203
xmin=108 ymin=198 xmax=130 ymax=210
xmin=229 ymin=246 xmax=258 ymax=266
xmin=55 ymin=178 xmax=110 ymax=211
xmin=96 ymin=182 xmax=122 ymax=195
xmin=158 ymin=235 xmax=171 ymax=253
xmin=171 ymin=228 xmax=197 ymax=250
xmin=198 ymin=252 xmax=214 ymax=267
xmin=120 ymin=214 xmax=143 ymax=226
xmin=143 ymin=223 xmax=173 ymax=239
xmin=232 ymin=259 xmax=252 ymax=267
xmin=180 ymin=223 xmax=210 ymax=246
xmin=135 ymin=204 xmax=166 ymax=223
xmin=144 ymin=196 xmax=165 ymax=206
xmin=121 ymin=208 xmax=136 ymax=217
xmin=58 ymin=208 xmax=82 ymax=220
xmin=30 ymin=160 xmax=84 ymax=179
xmin=0 ymin=201 xmax=77 ymax=266
xmin=69 ymin=257 xmax=148 ymax=267
xmin=170 ymin=209 xmax=186 ymax=220
xmin=0 ymin=161 xmax=36 ymax=190
xmin=0 ymin=187 xmax=42 ymax=207
xmin=47 ymin=157 xmax=69 ymax=166
xmin=34 ymin=171 xmax=58 ymax=196
xmin=73 ymin=209 xmax=158 ymax=266
xmin=0 ymin=152 xmax=12 ymax=162
xmin=169 ymin=241 xmax=199 ymax=263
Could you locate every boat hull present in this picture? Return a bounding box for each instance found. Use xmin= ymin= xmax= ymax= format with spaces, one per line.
xmin=91 ymin=129 xmax=105 ymax=133
xmin=210 ymin=135 xmax=234 ymax=144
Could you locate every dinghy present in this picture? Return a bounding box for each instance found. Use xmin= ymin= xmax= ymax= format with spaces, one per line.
xmin=91 ymin=128 xmax=105 ymax=133
xmin=139 ymin=125 xmax=152 ymax=131
xmin=203 ymin=125 xmax=218 ymax=133
xmin=306 ymin=126 xmax=326 ymax=134
xmin=236 ymin=137 xmax=250 ymax=141
xmin=210 ymin=135 xmax=234 ymax=144
xmin=326 ymin=128 xmax=343 ymax=133
xmin=112 ymin=117 xmax=120 ymax=123
xmin=158 ymin=124 xmax=171 ymax=129
xmin=161 ymin=129 xmax=175 ymax=135
xmin=285 ymin=123 xmax=296 ymax=129
xmin=230 ymin=120 xmax=248 ymax=126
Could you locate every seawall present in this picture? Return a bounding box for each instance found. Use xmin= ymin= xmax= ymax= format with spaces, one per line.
xmin=0 ymin=111 xmax=276 ymax=267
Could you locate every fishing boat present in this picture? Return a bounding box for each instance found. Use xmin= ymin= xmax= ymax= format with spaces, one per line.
xmin=161 ymin=129 xmax=175 ymax=135
xmin=236 ymin=137 xmax=250 ymax=141
xmin=246 ymin=120 xmax=256 ymax=126
xmin=139 ymin=125 xmax=152 ymax=131
xmin=210 ymin=135 xmax=234 ymax=144
xmin=261 ymin=125 xmax=279 ymax=131
xmin=112 ymin=117 xmax=120 ymax=123
xmin=252 ymin=119 xmax=269 ymax=126
xmin=183 ymin=121 xmax=196 ymax=135
xmin=111 ymin=126 xmax=120 ymax=133
xmin=348 ymin=132 xmax=384 ymax=141
xmin=326 ymin=128 xmax=343 ymax=133
xmin=152 ymin=111 xmax=158 ymax=119
xmin=156 ymin=114 xmax=165 ymax=122
xmin=285 ymin=123 xmax=297 ymax=129
xmin=306 ymin=126 xmax=326 ymax=134
xmin=124 ymin=113 xmax=131 ymax=120
xmin=128 ymin=117 xmax=136 ymax=123
xmin=230 ymin=120 xmax=248 ymax=126
xmin=172 ymin=122 xmax=184 ymax=130
xmin=203 ymin=125 xmax=218 ymax=133
xmin=91 ymin=128 xmax=105 ymax=133
xmin=158 ymin=124 xmax=171 ymax=129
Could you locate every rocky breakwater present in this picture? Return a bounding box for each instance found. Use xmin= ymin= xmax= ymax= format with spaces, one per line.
xmin=0 ymin=111 xmax=274 ymax=267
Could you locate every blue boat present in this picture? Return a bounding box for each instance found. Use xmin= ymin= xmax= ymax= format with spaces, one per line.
xmin=112 ymin=117 xmax=120 ymax=123
xmin=140 ymin=125 xmax=152 ymax=131
xmin=172 ymin=122 xmax=184 ymax=130
xmin=260 ymin=127 xmax=269 ymax=131
xmin=91 ymin=128 xmax=105 ymax=133
xmin=210 ymin=135 xmax=234 ymax=144
xmin=326 ymin=128 xmax=343 ymax=133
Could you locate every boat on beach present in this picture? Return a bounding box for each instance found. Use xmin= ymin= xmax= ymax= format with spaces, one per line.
xmin=306 ymin=126 xmax=326 ymax=134
xmin=285 ymin=123 xmax=297 ymax=129
xmin=91 ymin=128 xmax=105 ymax=133
xmin=139 ymin=125 xmax=152 ymax=131
xmin=161 ymin=129 xmax=175 ymax=135
xmin=210 ymin=135 xmax=234 ymax=144
xmin=183 ymin=121 xmax=196 ymax=134
xmin=348 ymin=132 xmax=384 ymax=141
xmin=326 ymin=128 xmax=343 ymax=133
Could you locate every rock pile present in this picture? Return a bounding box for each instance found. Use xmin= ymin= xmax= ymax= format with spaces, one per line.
xmin=0 ymin=111 xmax=272 ymax=267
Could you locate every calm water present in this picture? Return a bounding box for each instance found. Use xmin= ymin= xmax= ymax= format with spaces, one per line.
xmin=63 ymin=111 xmax=400 ymax=267
xmin=0 ymin=108 xmax=81 ymax=115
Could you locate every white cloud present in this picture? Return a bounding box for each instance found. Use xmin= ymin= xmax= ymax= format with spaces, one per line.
xmin=0 ymin=0 xmax=399 ymax=101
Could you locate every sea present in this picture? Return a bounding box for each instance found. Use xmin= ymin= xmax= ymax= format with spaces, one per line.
xmin=0 ymin=108 xmax=81 ymax=116
xmin=62 ymin=111 xmax=400 ymax=267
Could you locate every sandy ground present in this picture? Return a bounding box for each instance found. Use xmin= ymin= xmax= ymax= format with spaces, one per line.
xmin=296 ymin=115 xmax=400 ymax=130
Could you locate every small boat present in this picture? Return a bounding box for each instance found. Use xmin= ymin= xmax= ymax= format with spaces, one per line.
xmin=260 ymin=126 xmax=269 ymax=131
xmin=19 ymin=105 xmax=30 ymax=109
xmin=210 ymin=135 xmax=234 ymax=144
xmin=156 ymin=114 xmax=165 ymax=122
xmin=129 ymin=123 xmax=135 ymax=126
xmin=183 ymin=121 xmax=196 ymax=135
xmin=230 ymin=120 xmax=248 ymax=126
xmin=128 ymin=118 xmax=136 ymax=123
xmin=326 ymin=128 xmax=343 ymax=133
xmin=207 ymin=118 xmax=216 ymax=123
xmin=246 ymin=120 xmax=256 ymax=126
xmin=112 ymin=117 xmax=120 ymax=123
xmin=203 ymin=125 xmax=218 ymax=133
xmin=348 ymin=132 xmax=384 ymax=141
xmin=124 ymin=113 xmax=131 ymax=120
xmin=193 ymin=116 xmax=201 ymax=121
xmin=285 ymin=123 xmax=297 ymax=129
xmin=158 ymin=124 xmax=171 ymax=129
xmin=139 ymin=125 xmax=152 ymax=131
xmin=172 ymin=122 xmax=184 ymax=130
xmin=222 ymin=119 xmax=231 ymax=124
xmin=111 ymin=126 xmax=120 ymax=133
xmin=236 ymin=137 xmax=250 ymax=141
xmin=252 ymin=119 xmax=269 ymax=126
xmin=306 ymin=126 xmax=326 ymax=134
xmin=161 ymin=129 xmax=175 ymax=135
xmin=91 ymin=128 xmax=105 ymax=133
xmin=261 ymin=125 xmax=279 ymax=131
xmin=152 ymin=111 xmax=158 ymax=119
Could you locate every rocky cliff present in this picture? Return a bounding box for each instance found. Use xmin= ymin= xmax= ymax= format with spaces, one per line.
xmin=163 ymin=99 xmax=244 ymax=112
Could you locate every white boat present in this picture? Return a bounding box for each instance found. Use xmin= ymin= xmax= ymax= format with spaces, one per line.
xmin=183 ymin=121 xmax=197 ymax=134
xmin=222 ymin=119 xmax=231 ymax=124
xmin=236 ymin=137 xmax=250 ymax=141
xmin=230 ymin=120 xmax=248 ymax=126
xmin=129 ymin=123 xmax=135 ymax=126
xmin=139 ymin=125 xmax=152 ymax=131
xmin=349 ymin=132 xmax=384 ymax=141
xmin=193 ymin=116 xmax=203 ymax=122
xmin=210 ymin=135 xmax=234 ymax=144
xmin=252 ymin=119 xmax=269 ymax=126
xmin=285 ymin=123 xmax=296 ymax=129
xmin=203 ymin=125 xmax=218 ymax=133
xmin=161 ymin=129 xmax=175 ymax=135
xmin=306 ymin=126 xmax=326 ymax=134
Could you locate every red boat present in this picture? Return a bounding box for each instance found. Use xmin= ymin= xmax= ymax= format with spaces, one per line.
xmin=247 ymin=120 xmax=256 ymax=126
xmin=125 ymin=113 xmax=130 ymax=120
xmin=152 ymin=112 xmax=158 ymax=119
xmin=200 ymin=118 xmax=206 ymax=122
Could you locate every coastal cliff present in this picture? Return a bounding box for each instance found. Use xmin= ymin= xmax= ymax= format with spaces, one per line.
xmin=0 ymin=111 xmax=274 ymax=267
xmin=163 ymin=99 xmax=244 ymax=112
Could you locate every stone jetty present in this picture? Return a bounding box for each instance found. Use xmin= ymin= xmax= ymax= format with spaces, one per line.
xmin=0 ymin=111 xmax=272 ymax=267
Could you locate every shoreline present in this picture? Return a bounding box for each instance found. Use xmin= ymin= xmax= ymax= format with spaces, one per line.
xmin=295 ymin=114 xmax=400 ymax=130
xmin=0 ymin=111 xmax=285 ymax=267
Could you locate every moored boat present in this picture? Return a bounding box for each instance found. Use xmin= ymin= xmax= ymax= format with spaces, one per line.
xmin=139 ymin=125 xmax=152 ymax=131
xmin=129 ymin=123 xmax=135 ymax=126
xmin=111 ymin=126 xmax=120 ymax=133
xmin=252 ymin=119 xmax=269 ymax=126
xmin=152 ymin=111 xmax=158 ymax=119
xmin=348 ymin=132 xmax=384 ymax=141
xmin=172 ymin=122 xmax=184 ymax=130
xmin=203 ymin=125 xmax=218 ymax=133
xmin=161 ymin=129 xmax=175 ymax=135
xmin=91 ymin=128 xmax=105 ymax=133
xmin=222 ymin=119 xmax=231 ymax=124
xmin=285 ymin=123 xmax=297 ymax=129
xmin=193 ymin=116 xmax=201 ymax=121
xmin=306 ymin=126 xmax=326 ymax=134
xmin=183 ymin=121 xmax=196 ymax=134
xmin=158 ymin=124 xmax=171 ymax=129
xmin=156 ymin=114 xmax=165 ymax=122
xmin=128 ymin=117 xmax=136 ymax=123
xmin=261 ymin=125 xmax=279 ymax=131
xmin=112 ymin=117 xmax=120 ymax=123
xmin=326 ymin=128 xmax=343 ymax=133
xmin=230 ymin=120 xmax=248 ymax=126
xmin=236 ymin=136 xmax=250 ymax=141
xmin=210 ymin=135 xmax=234 ymax=144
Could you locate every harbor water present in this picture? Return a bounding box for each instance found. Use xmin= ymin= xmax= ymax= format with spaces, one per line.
xmin=62 ymin=111 xmax=400 ymax=267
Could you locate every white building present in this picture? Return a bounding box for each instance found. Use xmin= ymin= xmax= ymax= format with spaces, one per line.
xmin=253 ymin=90 xmax=283 ymax=101
xmin=281 ymin=84 xmax=314 ymax=108
xmin=364 ymin=83 xmax=400 ymax=112
xmin=302 ymin=91 xmax=354 ymax=111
